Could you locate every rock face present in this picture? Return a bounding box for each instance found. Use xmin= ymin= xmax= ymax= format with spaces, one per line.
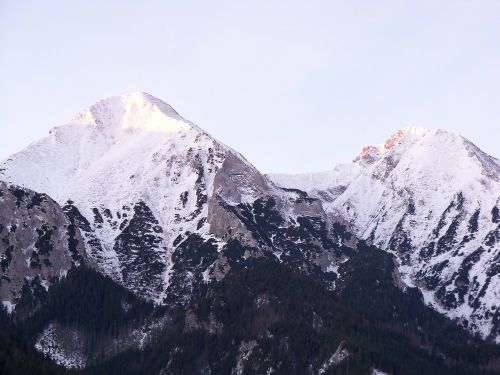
xmin=0 ymin=181 xmax=84 ymax=311
xmin=0 ymin=92 xmax=347 ymax=306
xmin=269 ymin=127 xmax=500 ymax=341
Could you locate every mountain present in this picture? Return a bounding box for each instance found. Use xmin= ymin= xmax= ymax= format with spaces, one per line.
xmin=269 ymin=127 xmax=500 ymax=342
xmin=0 ymin=93 xmax=350 ymax=369
xmin=0 ymin=92 xmax=351 ymax=311
xmin=1 ymin=94 xmax=499 ymax=374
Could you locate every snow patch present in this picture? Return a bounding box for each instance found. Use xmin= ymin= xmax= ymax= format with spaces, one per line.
xmin=35 ymin=322 xmax=86 ymax=369
xmin=1 ymin=300 xmax=14 ymax=314
xmin=319 ymin=341 xmax=349 ymax=374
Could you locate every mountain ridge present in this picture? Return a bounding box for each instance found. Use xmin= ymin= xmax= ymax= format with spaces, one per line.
xmin=0 ymin=93 xmax=340 ymax=305
xmin=269 ymin=126 xmax=500 ymax=341
xmin=0 ymin=93 xmax=499 ymax=372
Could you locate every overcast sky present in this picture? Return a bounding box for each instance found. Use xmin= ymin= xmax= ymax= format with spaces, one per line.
xmin=1 ymin=1 xmax=499 ymax=173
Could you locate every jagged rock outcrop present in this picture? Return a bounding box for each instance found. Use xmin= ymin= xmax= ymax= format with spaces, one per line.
xmin=0 ymin=181 xmax=84 ymax=312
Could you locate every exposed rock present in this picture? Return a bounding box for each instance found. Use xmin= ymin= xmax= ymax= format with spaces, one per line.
xmin=0 ymin=181 xmax=84 ymax=311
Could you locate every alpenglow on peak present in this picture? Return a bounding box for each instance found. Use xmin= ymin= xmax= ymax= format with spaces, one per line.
xmin=68 ymin=92 xmax=196 ymax=134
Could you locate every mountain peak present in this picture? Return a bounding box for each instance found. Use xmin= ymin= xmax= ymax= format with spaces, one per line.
xmin=354 ymin=127 xmax=427 ymax=163
xmin=69 ymin=92 xmax=194 ymax=134
xmin=269 ymin=126 xmax=500 ymax=343
xmin=381 ymin=126 xmax=428 ymax=152
xmin=355 ymin=127 xmax=471 ymax=164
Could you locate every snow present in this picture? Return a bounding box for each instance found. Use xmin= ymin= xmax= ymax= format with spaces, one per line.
xmin=269 ymin=127 xmax=500 ymax=340
xmin=34 ymin=317 xmax=168 ymax=369
xmin=269 ymin=162 xmax=360 ymax=198
xmin=35 ymin=323 xmax=87 ymax=369
xmin=319 ymin=341 xmax=349 ymax=374
xmin=1 ymin=300 xmax=14 ymax=314
xmin=234 ymin=340 xmax=258 ymax=375
xmin=0 ymin=92 xmax=282 ymax=304
xmin=0 ymin=92 xmax=231 ymax=302
xmin=2 ymin=92 xmax=498 ymax=340
xmin=124 ymin=316 xmax=169 ymax=349
xmin=202 ymin=267 xmax=211 ymax=283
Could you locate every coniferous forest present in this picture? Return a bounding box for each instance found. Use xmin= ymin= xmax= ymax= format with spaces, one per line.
xmin=2 ymin=243 xmax=499 ymax=375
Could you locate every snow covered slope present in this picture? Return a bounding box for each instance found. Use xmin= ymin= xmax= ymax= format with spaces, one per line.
xmin=270 ymin=127 xmax=500 ymax=341
xmin=0 ymin=92 xmax=342 ymax=304
xmin=0 ymin=93 xmax=250 ymax=301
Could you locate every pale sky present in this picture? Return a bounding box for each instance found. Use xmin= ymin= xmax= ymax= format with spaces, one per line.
xmin=1 ymin=0 xmax=499 ymax=173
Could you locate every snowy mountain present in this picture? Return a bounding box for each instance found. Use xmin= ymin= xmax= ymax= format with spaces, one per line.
xmin=269 ymin=127 xmax=500 ymax=341
xmin=0 ymin=92 xmax=344 ymax=306
xmin=1 ymin=95 xmax=500 ymax=373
